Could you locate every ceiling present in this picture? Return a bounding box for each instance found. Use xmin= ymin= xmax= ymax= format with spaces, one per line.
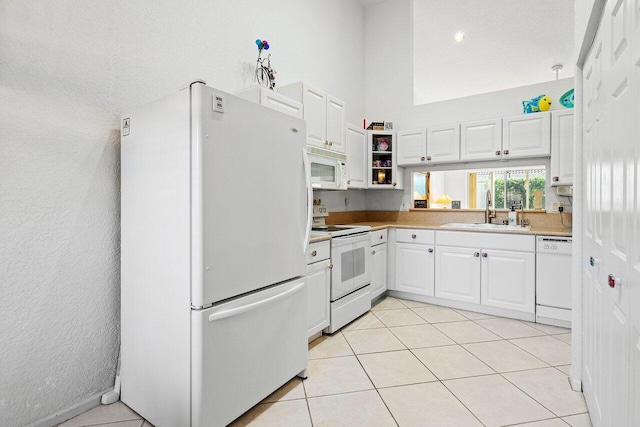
xmin=413 ymin=0 xmax=574 ymax=105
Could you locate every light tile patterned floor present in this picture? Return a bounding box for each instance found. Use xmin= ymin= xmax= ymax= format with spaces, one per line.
xmin=59 ymin=297 xmax=591 ymax=427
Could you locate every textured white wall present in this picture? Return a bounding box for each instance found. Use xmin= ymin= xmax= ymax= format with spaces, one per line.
xmin=0 ymin=1 xmax=365 ymax=425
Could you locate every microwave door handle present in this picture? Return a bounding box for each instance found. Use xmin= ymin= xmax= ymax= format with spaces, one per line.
xmin=303 ymin=149 xmax=313 ymax=254
xmin=335 ymin=163 xmax=342 ymax=189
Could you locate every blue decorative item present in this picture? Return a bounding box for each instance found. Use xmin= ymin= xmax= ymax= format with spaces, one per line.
xmin=522 ymin=94 xmax=552 ymax=114
xmin=560 ymin=88 xmax=575 ymax=108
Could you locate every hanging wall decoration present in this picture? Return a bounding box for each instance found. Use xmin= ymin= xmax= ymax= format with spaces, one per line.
xmin=255 ymin=39 xmax=276 ymax=90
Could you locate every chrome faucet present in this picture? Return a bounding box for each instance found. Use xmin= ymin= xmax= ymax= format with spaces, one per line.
xmin=485 ymin=189 xmax=496 ymax=224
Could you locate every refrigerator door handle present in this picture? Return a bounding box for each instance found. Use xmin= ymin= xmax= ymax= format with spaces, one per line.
xmin=208 ymin=281 xmax=306 ymax=322
xmin=303 ymin=148 xmax=313 ymax=254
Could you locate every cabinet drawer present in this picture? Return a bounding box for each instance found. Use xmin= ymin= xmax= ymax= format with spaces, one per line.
xmin=307 ymin=241 xmax=330 ymax=264
xmin=436 ymin=230 xmax=535 ymax=252
xmin=371 ymin=229 xmax=388 ymax=246
xmin=396 ymin=228 xmax=435 ymax=244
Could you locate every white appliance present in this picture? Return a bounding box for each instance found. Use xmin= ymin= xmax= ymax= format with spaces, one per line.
xmin=120 ymin=82 xmax=312 ymax=427
xmin=535 ymin=236 xmax=572 ymax=327
xmin=307 ymin=146 xmax=348 ymax=190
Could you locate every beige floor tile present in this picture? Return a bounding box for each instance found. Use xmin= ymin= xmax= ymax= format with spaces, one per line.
xmin=397 ymin=298 xmax=434 ymax=308
xmin=556 ymin=365 xmax=572 ymax=375
xmin=453 ymin=309 xmax=496 ymax=320
xmin=524 ymin=321 xmax=572 ymax=335
xmin=307 ymin=390 xmax=396 ymax=427
xmin=389 ymin=324 xmax=455 ymax=348
xmin=554 ymin=333 xmax=573 ymax=345
xmin=412 ymin=306 xmax=467 ymax=323
xmin=371 ymin=297 xmax=406 ymax=311
xmin=303 ymin=356 xmax=373 ymax=397
xmin=413 ymin=345 xmax=494 ymax=380
xmin=373 ymin=308 xmax=426 ymax=327
xmin=433 ymin=321 xmax=502 ymax=344
xmin=142 ymin=422 xmax=154 ymax=427
xmin=562 ymin=413 xmax=593 ymax=426
xmin=463 ymin=340 xmax=548 ymax=373
xmin=512 ymin=419 xmax=570 ymax=426
xmin=475 ymin=317 xmax=547 ymax=339
xmin=510 ymin=336 xmax=572 ymax=366
xmin=83 ymin=422 xmax=143 ymax=427
xmin=379 ymin=382 xmax=483 ymax=426
xmin=443 ymin=374 xmax=554 ymax=427
xmin=262 ymin=377 xmax=306 ymax=403
xmin=309 ymin=332 xmax=353 ymax=359
xmin=503 ymin=368 xmax=588 ymax=417
xmin=230 ymin=399 xmax=311 ymax=426
xmin=342 ymin=311 xmax=386 ymax=331
xmin=59 ymin=402 xmax=142 ymax=427
xmin=343 ymin=328 xmax=405 ymax=354
xmin=358 ymin=350 xmax=437 ymax=388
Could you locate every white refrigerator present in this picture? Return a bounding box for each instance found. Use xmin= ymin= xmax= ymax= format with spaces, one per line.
xmin=120 ymin=82 xmax=312 ymax=427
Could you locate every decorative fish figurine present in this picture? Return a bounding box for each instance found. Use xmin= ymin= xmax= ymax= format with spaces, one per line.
xmin=523 ymin=95 xmax=552 ymax=114
xmin=560 ymin=88 xmax=574 ymax=108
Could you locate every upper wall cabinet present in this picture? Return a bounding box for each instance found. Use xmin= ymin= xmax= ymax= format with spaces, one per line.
xmin=369 ymin=131 xmax=402 ymax=189
xmin=550 ymin=110 xmax=574 ymax=186
xmin=427 ymin=123 xmax=460 ymax=164
xmin=235 ymin=86 xmax=303 ymax=119
xmin=278 ymin=82 xmax=345 ymax=153
xmin=502 ymin=111 xmax=550 ymax=159
xmin=346 ymin=123 xmax=368 ymax=189
xmin=397 ymin=128 xmax=427 ymax=166
xmin=460 ymin=118 xmax=502 ymax=161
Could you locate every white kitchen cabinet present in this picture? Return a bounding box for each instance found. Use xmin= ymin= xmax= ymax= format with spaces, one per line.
xmin=369 ymin=131 xmax=402 ymax=189
xmin=502 ymin=111 xmax=550 ymax=159
xmin=235 ymin=86 xmax=303 ymax=119
xmin=396 ymin=243 xmax=435 ymax=296
xmin=346 ymin=123 xmax=368 ymax=189
xmin=427 ymin=123 xmax=460 ymax=164
xmin=397 ymin=128 xmax=427 ymax=166
xmin=278 ymin=82 xmax=345 ymax=153
xmin=435 ymin=231 xmax=535 ymax=313
xmin=460 ymin=118 xmax=502 ymax=161
xmin=370 ymin=229 xmax=388 ymax=300
xmin=480 ymin=249 xmax=535 ymax=313
xmin=550 ymin=110 xmax=574 ymax=186
xmin=306 ymin=241 xmax=331 ymax=339
xmin=434 ymin=245 xmax=481 ymax=304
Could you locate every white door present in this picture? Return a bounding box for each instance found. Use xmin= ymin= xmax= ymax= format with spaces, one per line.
xmin=502 ymin=112 xmax=551 ymax=159
xmin=435 ymin=245 xmax=480 ymax=303
xmin=427 ymin=123 xmax=460 ymax=164
xmin=550 ymin=110 xmax=574 ymax=185
xmin=306 ymin=260 xmax=331 ymax=338
xmin=259 ymin=88 xmax=304 ymax=119
xmin=395 ymin=243 xmax=434 ymax=296
xmin=397 ymin=128 xmax=427 ymax=166
xmin=193 ymin=86 xmax=308 ymax=306
xmin=480 ymin=249 xmax=535 ymax=314
xmin=191 ymin=278 xmax=308 ymax=427
xmin=460 ymin=118 xmax=502 ymax=161
xmin=326 ymin=95 xmax=346 ymax=153
xmin=370 ymin=243 xmax=388 ymax=300
xmin=346 ymin=123 xmax=368 ymax=189
xmin=303 ymin=84 xmax=327 ymax=149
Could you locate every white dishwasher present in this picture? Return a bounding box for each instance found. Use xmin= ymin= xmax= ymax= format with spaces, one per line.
xmin=536 ymin=236 xmax=572 ymax=328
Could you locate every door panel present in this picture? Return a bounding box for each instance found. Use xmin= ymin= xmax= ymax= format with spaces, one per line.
xmin=306 ymin=261 xmax=330 ymax=337
xmin=326 ymin=95 xmax=345 ymax=153
xmin=396 ymin=243 xmax=434 ymax=296
xmin=435 ymin=246 xmax=480 ymax=303
xmin=502 ymin=112 xmax=551 ymax=159
xmin=371 ymin=244 xmax=387 ymax=299
xmin=460 ymin=118 xmax=502 ymax=161
xmin=397 ymin=128 xmax=427 ymax=166
xmin=481 ymin=250 xmax=535 ymax=314
xmin=303 ymin=85 xmax=327 ymax=148
xmin=346 ymin=124 xmax=368 ymax=189
xmin=427 ymin=123 xmax=460 ymax=163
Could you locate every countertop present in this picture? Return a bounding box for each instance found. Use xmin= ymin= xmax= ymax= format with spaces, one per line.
xmin=343 ymin=221 xmax=572 ymax=237
xmin=309 ymin=234 xmax=332 ymax=243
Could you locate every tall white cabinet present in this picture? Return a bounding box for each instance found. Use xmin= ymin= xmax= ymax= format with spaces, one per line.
xmin=550 ymin=110 xmax=574 ymax=186
xmin=581 ymin=1 xmax=640 ymax=425
xmin=346 ymin=123 xmax=368 ymax=189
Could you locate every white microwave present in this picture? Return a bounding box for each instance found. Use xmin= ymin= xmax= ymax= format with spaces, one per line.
xmin=307 ymin=146 xmax=349 ymax=190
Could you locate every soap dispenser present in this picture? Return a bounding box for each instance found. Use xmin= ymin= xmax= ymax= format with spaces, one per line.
xmin=508 ymin=206 xmax=517 ymax=226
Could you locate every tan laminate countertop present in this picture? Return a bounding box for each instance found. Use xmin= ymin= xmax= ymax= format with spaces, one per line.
xmin=344 ymin=222 xmax=572 ymax=237
xmin=309 ymin=234 xmax=332 ymax=243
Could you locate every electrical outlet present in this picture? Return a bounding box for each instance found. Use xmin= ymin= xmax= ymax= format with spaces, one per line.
xmin=552 ymin=201 xmax=565 ymax=211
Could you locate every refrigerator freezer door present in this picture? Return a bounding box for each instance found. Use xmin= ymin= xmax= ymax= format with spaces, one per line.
xmin=191 ymin=277 xmax=308 ymax=427
xmin=190 ymin=85 xmax=309 ymax=306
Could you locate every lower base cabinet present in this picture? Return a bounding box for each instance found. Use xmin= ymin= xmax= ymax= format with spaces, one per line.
xmin=481 ymin=249 xmax=535 ymax=313
xmin=370 ymin=243 xmax=387 ymax=300
xmin=395 ymin=243 xmax=435 ymax=297
xmin=306 ymin=242 xmax=331 ymax=338
xmin=434 ymin=245 xmax=481 ymax=304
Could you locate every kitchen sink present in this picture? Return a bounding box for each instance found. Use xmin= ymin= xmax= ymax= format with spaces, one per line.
xmin=440 ymin=222 xmax=531 ymax=231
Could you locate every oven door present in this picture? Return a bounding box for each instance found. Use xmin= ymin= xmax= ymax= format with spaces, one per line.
xmin=330 ymin=233 xmax=371 ymax=301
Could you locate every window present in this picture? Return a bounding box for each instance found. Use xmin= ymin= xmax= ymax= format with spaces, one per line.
xmin=468 ymin=167 xmax=545 ymax=210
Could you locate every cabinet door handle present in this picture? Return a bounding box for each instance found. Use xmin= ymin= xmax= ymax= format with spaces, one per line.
xmin=329 ymin=141 xmax=333 ymax=146
xmin=325 ymin=140 xmax=329 ymax=145
xmin=311 ymin=250 xmax=317 ymax=257
xmin=553 ymin=176 xmax=559 ymax=182
xmin=421 ymin=156 xmax=425 ymax=161
xmin=371 ymin=250 xmax=376 ymax=255
xmin=482 ymin=252 xmax=488 ymax=258
xmin=428 ymin=248 xmax=434 ymax=253
xmin=411 ymin=234 xmax=417 ymax=239
xmin=589 ymin=256 xmax=599 ymax=267
xmin=327 ymin=263 xmax=333 ymax=269
xmin=379 ymin=235 xmax=384 ymax=240
xmin=426 ymin=156 xmax=432 ymax=161
xmin=291 ymin=128 xmax=299 ymax=133
xmin=392 ymin=182 xmax=397 ymax=187
xmin=495 ymin=150 xmax=501 ymax=156
xmin=503 ymin=149 xmax=510 ymax=155
xmin=608 ymin=274 xmax=621 ymax=288
xmin=347 ymin=180 xmax=351 ymax=185
xmin=474 ymin=252 xmax=480 ymax=257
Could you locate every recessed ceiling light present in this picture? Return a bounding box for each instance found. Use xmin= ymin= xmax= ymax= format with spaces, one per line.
xmin=454 ymin=32 xmax=465 ymax=43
